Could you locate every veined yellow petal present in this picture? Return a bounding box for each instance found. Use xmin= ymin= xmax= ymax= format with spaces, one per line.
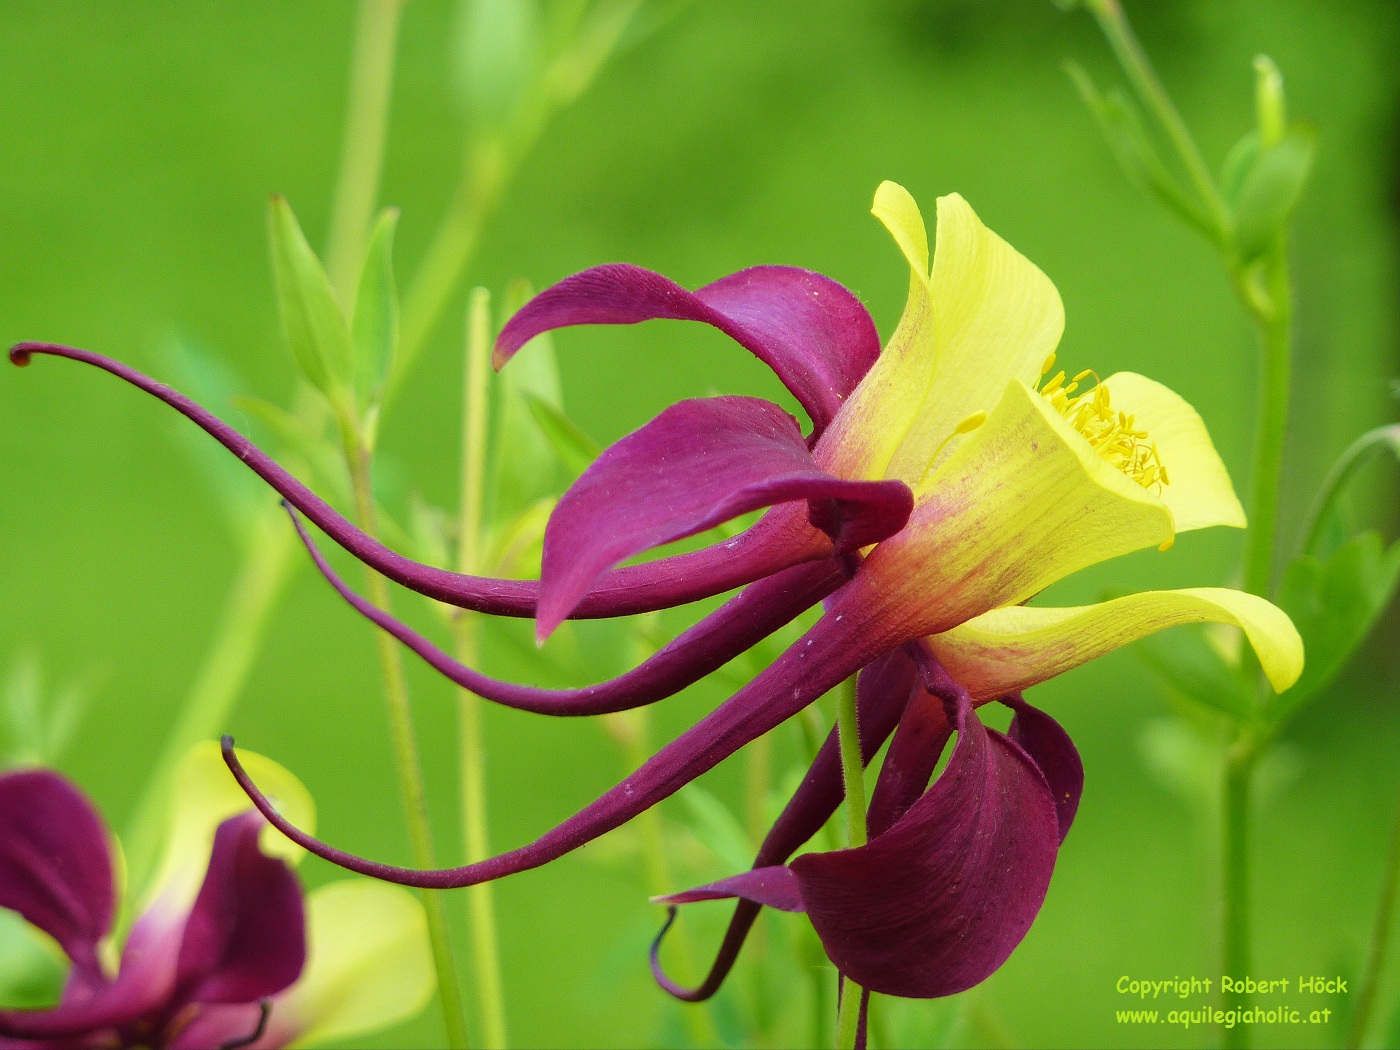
xmin=1100 ymin=372 xmax=1246 ymax=532
xmin=927 ymin=586 xmax=1303 ymax=698
xmin=852 ymin=379 xmax=1173 ymax=638
xmin=143 ymin=741 xmax=315 ymax=910
xmin=817 ymin=183 xmax=936 ymax=482
xmin=278 ymin=881 xmax=434 ymax=1049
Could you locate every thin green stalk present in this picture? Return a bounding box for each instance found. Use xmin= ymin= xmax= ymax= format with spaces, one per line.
xmin=1236 ymin=251 xmax=1294 ymax=599
xmin=454 ymin=289 xmax=510 ymax=1049
xmin=391 ymin=1 xmax=643 ymax=394
xmin=344 ymin=436 xmax=470 ymax=1049
xmin=122 ymin=504 xmax=298 ymax=897
xmin=1221 ymin=736 xmax=1258 ymax=1049
xmin=1085 ymin=0 xmax=1230 ymax=238
xmin=834 ymin=674 xmax=867 ymax=1050
xmin=325 ymin=0 xmax=406 ymax=300
xmin=1300 ymin=423 xmax=1400 ymax=557
xmin=1348 ymin=779 xmax=1400 ymax=1049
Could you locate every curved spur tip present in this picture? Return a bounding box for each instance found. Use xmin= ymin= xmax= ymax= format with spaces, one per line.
xmin=221 ymin=733 xmax=237 ymax=757
xmin=9 ymin=343 xmax=34 ymax=367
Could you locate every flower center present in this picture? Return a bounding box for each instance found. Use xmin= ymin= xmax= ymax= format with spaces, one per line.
xmin=1038 ymin=354 xmax=1169 ymax=491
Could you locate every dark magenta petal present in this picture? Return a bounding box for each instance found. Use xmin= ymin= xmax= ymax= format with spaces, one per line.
xmin=539 ymin=395 xmax=911 ymax=639
xmin=0 ymin=770 xmax=114 ymax=978
xmin=1004 ymin=695 xmax=1083 ymax=842
xmin=657 ymin=866 xmax=803 ymax=912
xmin=651 ymin=649 xmax=916 ymax=1002
xmin=291 ymin=506 xmax=846 ymax=714
xmin=9 ymin=343 xmax=823 ymax=619
xmin=791 ymin=694 xmax=1061 ymax=999
xmin=494 ymin=264 xmax=881 ymax=435
xmin=173 ymin=812 xmax=306 ymax=1005
xmin=223 ymin=601 xmax=899 ymax=890
xmin=866 ymin=683 xmax=952 ymax=838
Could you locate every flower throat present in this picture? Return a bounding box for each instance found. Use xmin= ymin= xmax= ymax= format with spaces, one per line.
xmin=1038 ymin=354 xmax=1169 ymax=492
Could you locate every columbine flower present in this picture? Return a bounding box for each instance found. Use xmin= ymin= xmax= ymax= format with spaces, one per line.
xmin=0 ymin=744 xmax=432 ymax=1049
xmin=10 ymin=182 xmax=1302 ymax=1000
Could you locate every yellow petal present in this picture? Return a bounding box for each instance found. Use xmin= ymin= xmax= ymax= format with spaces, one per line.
xmin=820 ymin=190 xmax=1063 ymax=487
xmin=143 ymin=741 xmax=315 ymax=911
xmin=927 ymin=586 xmax=1304 ymax=698
xmin=278 ymin=881 xmax=434 ymax=1048
xmin=870 ymin=180 xmax=929 ymax=275
xmin=817 ymin=182 xmax=936 ymax=482
xmin=1100 ymin=372 xmax=1246 ymax=533
xmin=853 ymin=378 xmax=1174 ymax=637
xmin=887 ymin=193 xmax=1065 ymax=483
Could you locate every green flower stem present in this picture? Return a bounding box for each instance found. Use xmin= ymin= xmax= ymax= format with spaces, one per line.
xmin=122 ymin=503 xmax=298 ymax=898
xmin=453 ymin=289 xmax=510 ymax=1050
xmin=1221 ymin=735 xmax=1259 ymax=1049
xmin=324 ymin=0 xmax=405 ymax=301
xmin=1348 ymin=778 xmax=1400 ymax=1049
xmin=1084 ymin=0 xmax=1230 ymax=239
xmin=1235 ymin=249 xmax=1294 ymax=600
xmin=344 ymin=434 xmax=470 ymax=1050
xmin=834 ymin=674 xmax=867 ymax=1050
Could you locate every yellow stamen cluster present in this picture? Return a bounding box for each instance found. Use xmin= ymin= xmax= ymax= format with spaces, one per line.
xmin=1037 ymin=354 xmax=1170 ymax=492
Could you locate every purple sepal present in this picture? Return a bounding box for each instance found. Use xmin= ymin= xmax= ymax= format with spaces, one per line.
xmin=794 ymin=694 xmax=1060 ymax=998
xmin=865 ymin=683 xmax=952 ymax=838
xmin=650 ymin=649 xmax=917 ymax=1001
xmin=657 ymin=866 xmax=803 ymax=912
xmin=1004 ymin=694 xmax=1083 ymax=841
xmin=174 ymin=812 xmax=306 ymax=1005
xmin=223 ymin=600 xmax=898 ymax=891
xmin=0 ymin=770 xmax=114 ymax=980
xmin=657 ymin=683 xmax=1064 ymax=999
xmin=290 ymin=506 xmax=847 ymax=715
xmin=494 ymin=264 xmax=881 ymax=435
xmin=539 ymin=395 xmax=911 ymax=639
xmin=10 ymin=343 xmax=823 ymax=621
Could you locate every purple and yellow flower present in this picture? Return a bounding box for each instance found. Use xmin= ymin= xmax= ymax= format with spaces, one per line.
xmin=0 ymin=745 xmax=432 ymax=1049
xmin=10 ymin=182 xmax=1302 ymax=1000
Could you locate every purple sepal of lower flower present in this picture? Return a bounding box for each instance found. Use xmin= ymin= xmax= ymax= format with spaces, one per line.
xmin=653 ymin=653 xmax=1083 ymax=1000
xmin=0 ymin=770 xmax=305 ymax=1049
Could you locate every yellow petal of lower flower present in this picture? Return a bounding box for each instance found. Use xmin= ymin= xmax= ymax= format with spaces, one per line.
xmin=277 ymin=881 xmax=434 ymax=1049
xmin=1100 ymin=372 xmax=1246 ymax=532
xmin=143 ymin=741 xmax=315 ymax=910
xmin=852 ymin=379 xmax=1174 ymax=638
xmin=926 ymin=586 xmax=1303 ymax=698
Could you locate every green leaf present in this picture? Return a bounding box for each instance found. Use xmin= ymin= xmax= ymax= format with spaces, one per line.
xmin=525 ymin=394 xmax=600 ymax=480
xmin=350 ymin=208 xmax=399 ymax=424
xmin=1265 ymin=532 xmax=1400 ymax=724
xmin=1219 ymin=130 xmax=1261 ymax=205
xmin=489 ymin=280 xmax=565 ymax=524
xmin=1135 ymin=626 xmax=1255 ymax=721
xmin=1065 ymin=62 xmax=1220 ymax=244
xmin=1230 ymin=123 xmax=1315 ymax=264
xmin=453 ymin=0 xmax=541 ymax=127
xmin=267 ymin=196 xmax=354 ymax=407
xmin=1302 ymin=423 xmax=1400 ymax=560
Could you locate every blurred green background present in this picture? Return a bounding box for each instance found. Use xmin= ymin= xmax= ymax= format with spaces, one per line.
xmin=1 ymin=1 xmax=1398 ymax=1047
